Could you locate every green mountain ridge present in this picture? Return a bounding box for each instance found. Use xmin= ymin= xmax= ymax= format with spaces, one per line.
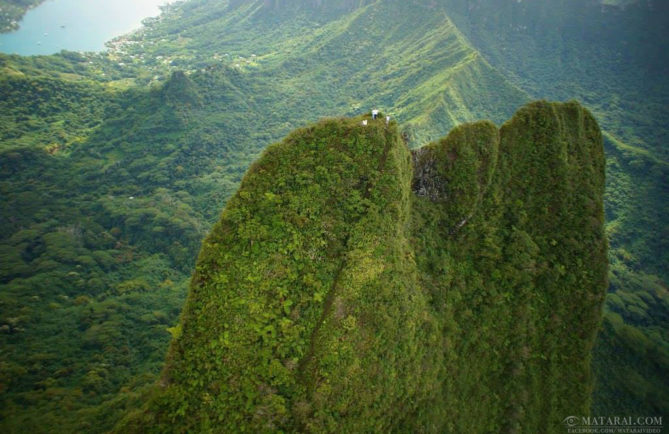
xmin=0 ymin=0 xmax=666 ymax=430
xmin=1 ymin=8 xmax=532 ymax=429
xmin=436 ymin=0 xmax=668 ymax=416
xmin=118 ymin=100 xmax=608 ymax=432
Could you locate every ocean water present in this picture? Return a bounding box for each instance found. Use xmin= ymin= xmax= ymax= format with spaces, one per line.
xmin=0 ymin=0 xmax=172 ymax=55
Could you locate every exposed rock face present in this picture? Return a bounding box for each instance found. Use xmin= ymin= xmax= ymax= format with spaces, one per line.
xmin=411 ymin=147 xmax=448 ymax=201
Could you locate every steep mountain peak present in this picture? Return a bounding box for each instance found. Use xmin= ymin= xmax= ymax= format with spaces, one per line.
xmin=116 ymin=100 xmax=607 ymax=433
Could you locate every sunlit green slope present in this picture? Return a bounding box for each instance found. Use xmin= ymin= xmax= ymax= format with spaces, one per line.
xmin=111 ymin=0 xmax=529 ymax=144
xmin=117 ymin=101 xmax=607 ymax=433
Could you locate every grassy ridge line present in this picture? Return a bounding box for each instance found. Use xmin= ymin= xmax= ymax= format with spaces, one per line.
xmin=117 ymin=0 xmax=529 ymax=143
xmin=293 ymin=2 xmax=529 ymax=143
xmin=603 ymin=130 xmax=668 ymax=167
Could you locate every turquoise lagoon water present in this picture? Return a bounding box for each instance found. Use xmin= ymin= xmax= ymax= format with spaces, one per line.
xmin=0 ymin=0 xmax=172 ymax=55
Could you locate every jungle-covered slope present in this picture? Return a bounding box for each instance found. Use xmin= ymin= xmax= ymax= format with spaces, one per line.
xmin=118 ymin=101 xmax=607 ymax=433
xmin=0 ymin=1 xmax=532 ymax=431
xmin=438 ymin=0 xmax=669 ymax=415
xmin=0 ymin=0 xmax=665 ymax=430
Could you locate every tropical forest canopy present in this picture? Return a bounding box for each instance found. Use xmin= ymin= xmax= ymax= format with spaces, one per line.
xmin=0 ymin=0 xmax=666 ymax=432
xmin=117 ymin=101 xmax=608 ymax=432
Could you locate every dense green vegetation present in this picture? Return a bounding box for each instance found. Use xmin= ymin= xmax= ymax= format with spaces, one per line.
xmin=0 ymin=52 xmax=311 ymax=430
xmin=0 ymin=65 xmax=199 ymax=431
xmin=102 ymin=0 xmax=528 ymax=145
xmin=0 ymin=0 xmax=44 ymax=33
xmin=0 ymin=0 xmax=665 ymax=430
xmin=439 ymin=0 xmax=669 ymax=415
xmin=118 ymin=115 xmax=433 ymax=432
xmin=411 ymin=100 xmax=608 ymax=432
xmin=117 ymin=101 xmax=607 ymax=432
xmin=0 ymin=2 xmax=532 ymax=430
